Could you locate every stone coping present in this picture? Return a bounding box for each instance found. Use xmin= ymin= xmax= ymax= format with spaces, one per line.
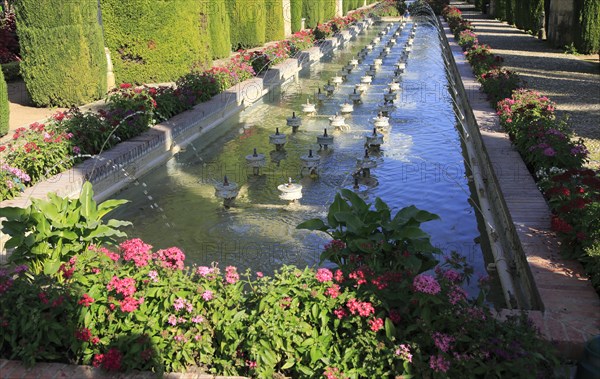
xmin=440 ymin=19 xmax=600 ymax=359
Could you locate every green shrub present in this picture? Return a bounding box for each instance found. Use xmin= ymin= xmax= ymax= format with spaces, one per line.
xmin=208 ymin=0 xmax=232 ymax=59
xmin=343 ymin=0 xmax=350 ymax=15
xmin=227 ymin=0 xmax=267 ymax=50
xmin=290 ymin=0 xmax=303 ymax=32
xmin=302 ymin=0 xmax=321 ymax=29
xmin=323 ymin=0 xmax=337 ymax=20
xmin=265 ymin=0 xmax=285 ymax=42
xmin=0 ymin=61 xmax=19 ymax=82
xmin=14 ymin=0 xmax=107 ymax=107
xmin=100 ymin=0 xmax=211 ymax=84
xmin=0 ymin=68 xmax=7 ymax=136
xmin=578 ymin=0 xmax=600 ymax=54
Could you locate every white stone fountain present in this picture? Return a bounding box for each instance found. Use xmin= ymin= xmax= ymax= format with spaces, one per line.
xmin=300 ymin=149 xmax=321 ymax=176
xmin=366 ymin=44 xmax=374 ymax=51
xmin=373 ymin=36 xmax=381 ymax=44
xmin=269 ymin=128 xmax=286 ymax=151
xmin=324 ymin=80 xmax=336 ymax=95
xmin=329 ymin=112 xmax=346 ymax=128
xmin=316 ymin=87 xmax=328 ymax=102
xmin=365 ymin=128 xmax=384 ymax=150
xmin=366 ymin=65 xmax=376 ymax=77
xmin=287 ymin=111 xmax=302 ymax=132
xmin=373 ymin=58 xmax=383 ymax=67
xmin=214 ymin=176 xmax=240 ymax=208
xmin=339 ymin=101 xmax=354 ymax=115
xmin=301 ymin=98 xmax=316 ymax=114
xmin=378 ymin=100 xmax=395 ymax=116
xmin=373 ymin=113 xmax=390 ymax=129
xmin=384 ymin=88 xmax=397 ymax=102
xmin=349 ymin=88 xmax=362 ymax=103
xmin=349 ymin=58 xmax=359 ymax=66
xmin=317 ymin=128 xmax=334 ymax=150
xmin=388 ymin=80 xmax=401 ymax=92
xmin=331 ymin=74 xmax=343 ymax=85
xmin=356 ymin=149 xmax=377 ymax=177
xmin=384 ymin=46 xmax=391 ymax=54
xmin=355 ymin=83 xmax=368 ymax=93
xmin=278 ymin=177 xmax=302 ymax=203
xmin=246 ymin=148 xmax=266 ymax=175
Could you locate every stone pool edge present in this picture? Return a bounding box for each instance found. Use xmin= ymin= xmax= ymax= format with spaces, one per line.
xmin=440 ymin=19 xmax=600 ymax=359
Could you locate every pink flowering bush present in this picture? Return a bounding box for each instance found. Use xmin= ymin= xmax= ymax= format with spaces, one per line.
xmin=0 ymin=190 xmax=559 ymax=377
xmin=478 ymin=68 xmax=520 ymax=106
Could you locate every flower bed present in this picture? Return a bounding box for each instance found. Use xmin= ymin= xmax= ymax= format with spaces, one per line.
xmin=0 ymin=187 xmax=559 ymax=377
xmin=443 ymin=5 xmax=600 ymax=292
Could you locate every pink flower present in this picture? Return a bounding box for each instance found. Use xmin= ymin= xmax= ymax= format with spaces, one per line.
xmin=148 ymin=270 xmax=159 ymax=282
xmin=120 ymin=238 xmax=153 ymax=267
xmin=325 ymin=284 xmax=341 ymax=298
xmin=346 ymin=298 xmax=374 ymax=317
xmin=78 ymin=293 xmax=95 ymax=307
xmin=168 ymin=314 xmax=178 ymax=325
xmin=334 ymin=307 xmax=348 ymax=319
xmin=448 ymin=285 xmax=468 ymax=305
xmin=432 ymin=332 xmax=455 ymax=352
xmin=196 ymin=266 xmax=214 ymax=277
xmin=154 ymin=247 xmax=185 ymax=270
xmin=395 ymin=344 xmax=412 ymax=362
xmin=202 ymin=290 xmax=213 ymax=301
xmin=119 ymin=297 xmax=141 ymax=312
xmin=192 ymin=315 xmax=204 ymax=323
xmin=256 ymin=271 xmax=264 ymax=278
xmin=107 ymin=276 xmax=137 ymax=297
xmin=412 ymin=275 xmax=441 ymax=295
xmin=316 ymin=268 xmax=333 ymax=282
xmin=543 ymin=147 xmax=556 ymax=157
xmin=75 ymin=327 xmax=92 ymax=342
xmin=369 ymin=317 xmax=384 ymax=332
xmin=429 ymin=354 xmax=450 ymax=373
xmin=334 ymin=269 xmax=344 ymax=282
xmin=225 ymin=266 xmax=239 ymax=284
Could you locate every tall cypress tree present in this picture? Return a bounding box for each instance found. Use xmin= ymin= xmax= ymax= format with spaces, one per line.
xmin=227 ymin=0 xmax=267 ymax=49
xmin=209 ymin=0 xmax=232 ymax=59
xmin=291 ymin=0 xmax=303 ymax=32
xmin=15 ymin=0 xmax=107 ymax=106
xmin=0 ymin=68 xmax=8 ymax=137
xmin=265 ymin=0 xmax=285 ymax=41
xmin=578 ymin=0 xmax=600 ymax=53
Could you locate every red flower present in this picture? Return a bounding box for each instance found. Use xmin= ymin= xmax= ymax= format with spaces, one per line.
xmin=119 ymin=83 xmax=132 ymax=89
xmin=78 ymin=293 xmax=95 ymax=307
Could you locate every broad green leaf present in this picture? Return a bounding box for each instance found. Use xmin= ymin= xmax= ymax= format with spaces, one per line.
xmin=393 ymin=226 xmax=430 ymax=240
xmin=327 ymin=194 xmax=351 ymax=228
xmin=385 ymin=318 xmax=396 ymax=339
xmin=79 ymin=182 xmax=97 ymax=220
xmin=340 ymin=189 xmax=369 ymax=214
xmin=334 ymin=212 xmax=364 ymax=233
xmin=97 ymin=198 xmax=129 ymax=219
xmin=43 ymin=259 xmax=61 ymax=275
xmin=281 ymin=358 xmax=295 ymax=369
xmin=0 ymin=206 xmax=26 ymax=220
xmin=296 ymin=218 xmax=328 ymax=232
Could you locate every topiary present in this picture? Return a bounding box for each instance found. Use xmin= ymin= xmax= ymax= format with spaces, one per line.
xmin=14 ymin=0 xmax=107 ymax=107
xmin=0 ymin=67 xmax=8 ymax=136
xmin=208 ymin=0 xmax=232 ymax=59
xmin=227 ymin=0 xmax=267 ymax=50
xmin=265 ymin=0 xmax=285 ymax=42
xmin=290 ymin=0 xmax=303 ymax=32
xmin=302 ymin=0 xmax=320 ymax=29
xmin=100 ymin=0 xmax=211 ymax=84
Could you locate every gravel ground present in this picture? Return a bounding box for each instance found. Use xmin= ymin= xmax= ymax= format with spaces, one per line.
xmin=454 ymin=2 xmax=600 ymax=168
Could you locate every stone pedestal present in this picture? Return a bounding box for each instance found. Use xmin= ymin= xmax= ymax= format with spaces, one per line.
xmin=283 ymin=0 xmax=292 ymax=37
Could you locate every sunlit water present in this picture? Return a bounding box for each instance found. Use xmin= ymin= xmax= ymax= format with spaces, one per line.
xmin=110 ymin=21 xmax=497 ymax=298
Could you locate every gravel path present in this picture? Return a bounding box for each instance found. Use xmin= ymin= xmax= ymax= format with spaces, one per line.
xmin=453 ymin=2 xmax=600 ymax=167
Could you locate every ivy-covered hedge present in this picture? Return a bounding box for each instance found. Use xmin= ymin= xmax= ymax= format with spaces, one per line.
xmin=265 ymin=0 xmax=285 ymax=42
xmin=0 ymin=68 xmax=8 ymax=136
xmin=227 ymin=0 xmax=267 ymax=50
xmin=208 ymin=0 xmax=232 ymax=59
xmin=100 ymin=0 xmax=211 ymax=84
xmin=290 ymin=0 xmax=303 ymax=32
xmin=14 ymin=0 xmax=107 ymax=107
xmin=577 ymin=0 xmax=600 ymax=54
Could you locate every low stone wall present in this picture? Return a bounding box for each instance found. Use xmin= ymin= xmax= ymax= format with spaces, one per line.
xmin=439 ymin=18 xmax=600 ymax=359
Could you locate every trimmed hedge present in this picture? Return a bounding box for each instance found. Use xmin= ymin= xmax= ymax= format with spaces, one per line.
xmin=227 ymin=0 xmax=267 ymax=50
xmin=323 ymin=0 xmax=337 ymax=20
xmin=208 ymin=0 xmax=232 ymax=59
xmin=302 ymin=0 xmax=321 ymax=29
xmin=0 ymin=68 xmax=8 ymax=136
xmin=265 ymin=0 xmax=285 ymax=42
xmin=14 ymin=0 xmax=107 ymax=107
xmin=291 ymin=0 xmax=303 ymax=32
xmin=578 ymin=0 xmax=600 ymax=54
xmin=100 ymin=0 xmax=211 ymax=84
